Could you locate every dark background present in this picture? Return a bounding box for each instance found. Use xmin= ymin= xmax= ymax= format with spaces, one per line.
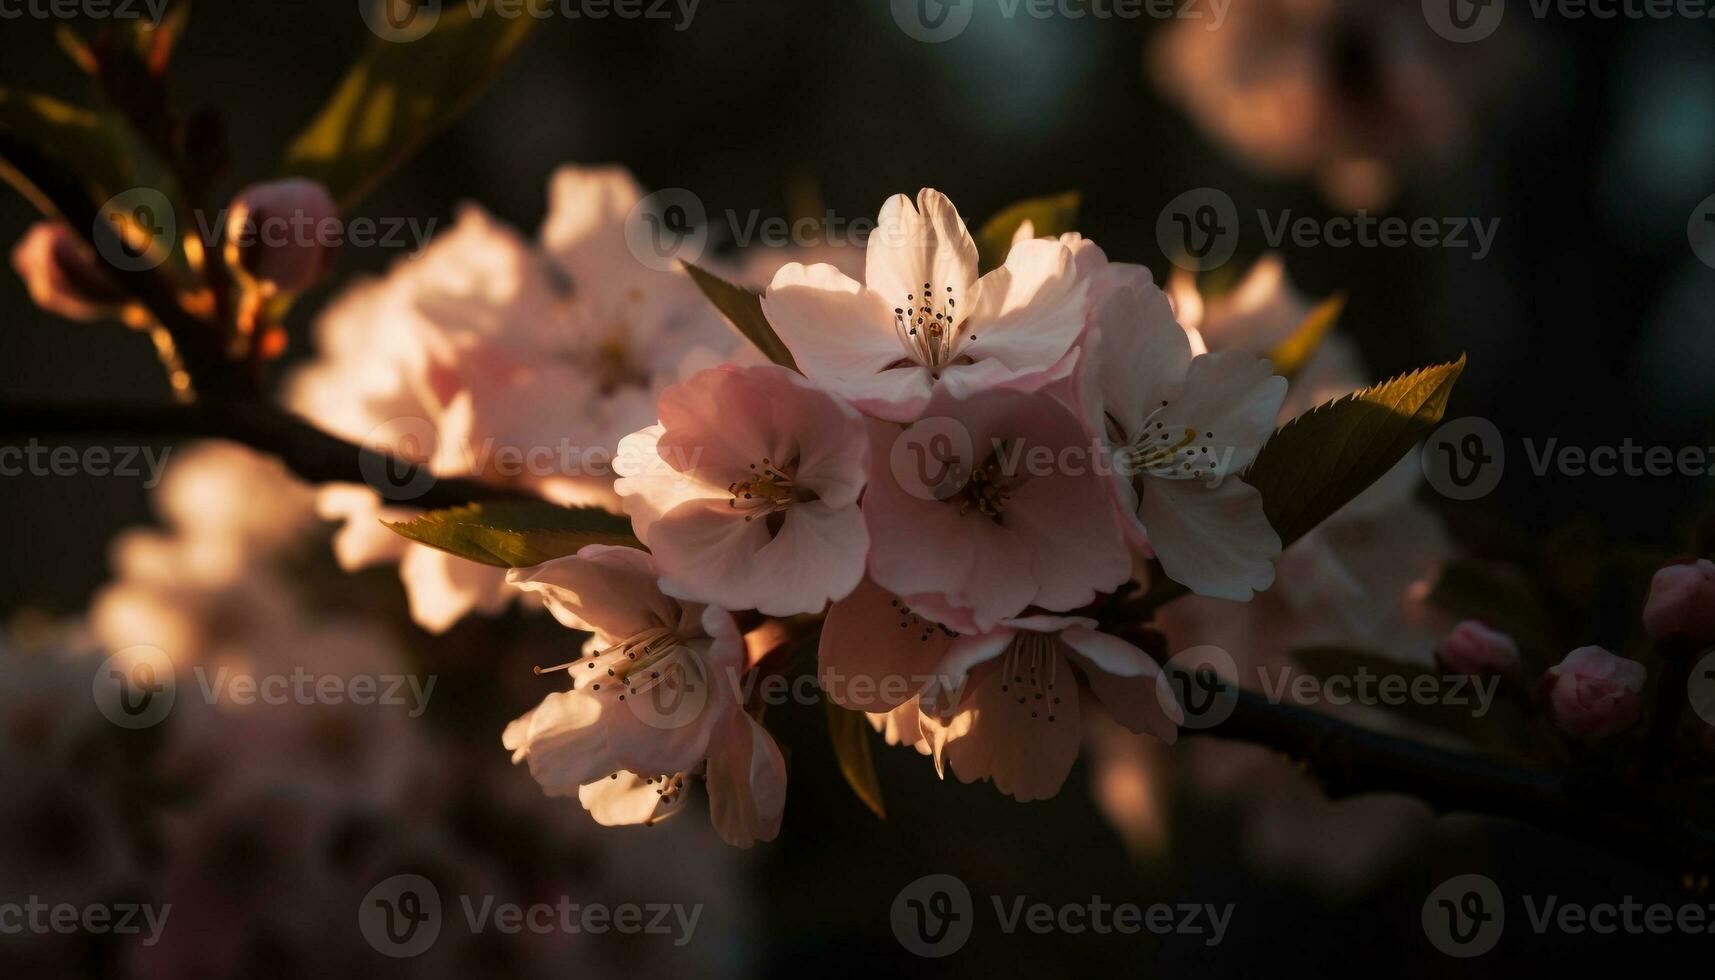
xmin=3 ymin=1 xmax=1715 ymax=975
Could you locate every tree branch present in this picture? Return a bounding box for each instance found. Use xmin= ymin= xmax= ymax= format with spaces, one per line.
xmin=1182 ymin=674 xmax=1715 ymax=878
xmin=0 ymin=398 xmax=535 ymax=511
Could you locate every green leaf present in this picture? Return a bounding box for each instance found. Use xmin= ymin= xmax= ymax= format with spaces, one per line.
xmin=385 ymin=501 xmax=641 ymax=569
xmin=684 ymin=263 xmax=799 ymax=371
xmin=0 ymin=88 xmax=186 ymax=279
xmin=976 ymin=190 xmax=1080 ymax=272
xmin=280 ymin=6 xmax=536 ymax=210
xmin=1246 ymin=356 xmax=1465 ymax=549
xmin=824 ymin=698 xmax=886 ymax=820
xmin=1267 ymin=293 xmax=1344 ymax=379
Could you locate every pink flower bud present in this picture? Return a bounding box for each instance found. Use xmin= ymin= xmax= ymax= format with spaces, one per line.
xmin=1439 ymin=620 xmax=1519 ymax=676
xmin=1642 ymin=558 xmax=1715 ymax=644
xmin=1540 ymin=646 xmax=1646 ymax=739
xmin=10 ymin=222 xmax=127 ymax=321
xmin=224 ymin=178 xmax=339 ymax=294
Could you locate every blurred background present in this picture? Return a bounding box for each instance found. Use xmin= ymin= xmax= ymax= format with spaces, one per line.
xmin=2 ymin=0 xmax=1715 ymax=976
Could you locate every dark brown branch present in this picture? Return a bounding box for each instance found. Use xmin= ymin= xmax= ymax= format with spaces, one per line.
xmin=1182 ymin=674 xmax=1715 ymax=878
xmin=0 ymin=398 xmax=536 ymax=511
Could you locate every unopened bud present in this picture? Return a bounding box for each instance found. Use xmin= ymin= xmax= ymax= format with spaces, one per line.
xmin=1642 ymin=558 xmax=1715 ymax=645
xmin=224 ymin=178 xmax=339 ymax=294
xmin=1540 ymin=646 xmax=1646 ymax=740
xmin=10 ymin=222 xmax=127 ymax=321
xmin=1438 ymin=620 xmax=1519 ymax=676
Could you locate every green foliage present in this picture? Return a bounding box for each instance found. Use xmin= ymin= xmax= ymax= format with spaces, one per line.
xmin=281 ymin=6 xmax=536 ymax=209
xmin=685 ymin=262 xmax=799 ymax=371
xmin=824 ymin=698 xmax=886 ymax=820
xmin=1247 ymin=356 xmax=1466 ymax=548
xmin=385 ymin=501 xmax=641 ymax=569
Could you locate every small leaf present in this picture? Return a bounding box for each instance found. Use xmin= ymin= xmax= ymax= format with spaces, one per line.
xmin=684 ymin=262 xmax=799 ymax=371
xmin=281 ymin=6 xmax=536 ymax=209
xmin=824 ymin=698 xmax=886 ymax=820
xmin=976 ymin=190 xmax=1080 ymax=272
xmin=1267 ymin=293 xmax=1345 ymax=379
xmin=1246 ymin=356 xmax=1465 ymax=548
xmin=385 ymin=501 xmax=640 ymax=569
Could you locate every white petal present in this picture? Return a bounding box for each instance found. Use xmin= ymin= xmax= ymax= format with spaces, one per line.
xmin=1139 ymin=477 xmax=1280 ymax=601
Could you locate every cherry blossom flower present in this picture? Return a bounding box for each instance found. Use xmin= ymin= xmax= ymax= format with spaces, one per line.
xmin=10 ymin=221 xmax=129 ymax=322
xmin=1078 ymin=272 xmax=1287 ymax=600
xmin=504 ymin=546 xmax=786 ymax=847
xmin=613 ymin=364 xmax=870 ymax=616
xmin=761 ymin=188 xmax=1089 ymax=422
xmin=287 ymin=165 xmax=739 ymax=633
xmin=863 ymin=385 xmax=1133 ymax=632
xmin=1541 ymin=646 xmax=1647 ymax=740
xmin=820 ymin=578 xmax=1179 ymax=801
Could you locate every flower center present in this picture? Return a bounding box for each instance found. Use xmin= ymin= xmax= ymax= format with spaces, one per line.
xmin=729 ymin=457 xmax=801 ymax=533
xmin=1123 ymin=400 xmax=1221 ymax=481
xmin=997 ymin=632 xmax=1065 ymax=722
xmin=891 ymin=281 xmax=975 ymax=376
xmin=535 ymin=625 xmax=701 ymax=702
xmin=955 ymin=443 xmax=1017 ymax=523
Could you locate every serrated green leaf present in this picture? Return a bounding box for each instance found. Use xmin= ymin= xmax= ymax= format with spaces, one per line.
xmin=824 ymin=698 xmax=886 ymax=820
xmin=281 ymin=5 xmax=536 ymax=210
xmin=385 ymin=501 xmax=641 ymax=569
xmin=1246 ymin=356 xmax=1465 ymax=548
xmin=976 ymin=190 xmax=1080 ymax=272
xmin=684 ymin=262 xmax=799 ymax=371
xmin=1267 ymin=293 xmax=1344 ymax=379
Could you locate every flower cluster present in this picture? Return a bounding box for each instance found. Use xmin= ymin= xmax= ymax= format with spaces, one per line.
xmin=504 ymin=188 xmax=1294 ymax=841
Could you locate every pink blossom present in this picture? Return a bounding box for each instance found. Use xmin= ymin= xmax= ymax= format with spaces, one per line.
xmin=10 ymin=221 xmax=127 ymax=322
xmin=1642 ymin=558 xmax=1715 ymax=644
xmin=761 ymin=188 xmax=1089 ymax=422
xmin=1541 ymin=646 xmax=1647 ymax=739
xmin=614 ymin=364 xmax=871 ymax=616
xmin=862 ymin=385 xmax=1132 ymax=632
xmin=504 ymin=546 xmax=786 ymax=846
xmin=1439 ymin=620 xmax=1519 ymax=676
xmin=225 ymin=178 xmax=340 ymax=294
